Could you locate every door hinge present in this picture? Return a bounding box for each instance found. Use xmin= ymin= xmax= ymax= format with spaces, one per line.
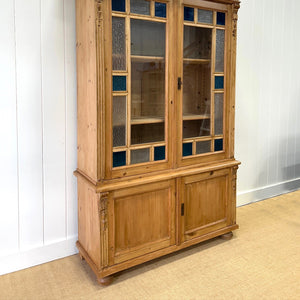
xmin=181 ymin=203 xmax=184 ymax=216
xmin=178 ymin=77 xmax=183 ymax=90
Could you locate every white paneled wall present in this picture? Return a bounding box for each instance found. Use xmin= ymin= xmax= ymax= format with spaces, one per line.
xmin=0 ymin=0 xmax=77 ymax=275
xmin=0 ymin=0 xmax=300 ymax=275
xmin=235 ymin=0 xmax=300 ymax=205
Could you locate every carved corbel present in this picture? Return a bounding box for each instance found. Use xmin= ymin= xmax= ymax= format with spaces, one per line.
xmin=98 ymin=192 xmax=109 ymax=267
xmin=232 ymin=1 xmax=240 ymax=38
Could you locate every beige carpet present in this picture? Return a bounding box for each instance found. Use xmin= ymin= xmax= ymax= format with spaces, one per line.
xmin=1 ymin=191 xmax=300 ymax=300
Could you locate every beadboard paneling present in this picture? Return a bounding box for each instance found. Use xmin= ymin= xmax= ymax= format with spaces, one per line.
xmin=15 ymin=0 xmax=44 ymax=251
xmin=0 ymin=0 xmax=19 ymax=257
xmin=235 ymin=0 xmax=300 ymax=204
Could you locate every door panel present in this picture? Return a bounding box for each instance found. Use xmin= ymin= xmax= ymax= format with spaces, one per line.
xmin=180 ymin=169 xmax=229 ymax=242
xmin=109 ymin=180 xmax=175 ymax=264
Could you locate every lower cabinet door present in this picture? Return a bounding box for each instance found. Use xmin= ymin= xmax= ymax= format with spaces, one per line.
xmin=108 ymin=179 xmax=176 ymax=264
xmin=179 ymin=169 xmax=230 ymax=243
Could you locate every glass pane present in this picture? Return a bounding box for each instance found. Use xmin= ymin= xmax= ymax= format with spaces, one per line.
xmin=183 ymin=120 xmax=210 ymax=138
xmin=154 ymin=146 xmax=165 ymax=161
xmin=184 ymin=26 xmax=212 ymax=59
xmin=184 ymin=7 xmax=194 ymax=21
xmin=215 ymin=76 xmax=224 ymax=89
xmin=196 ymin=140 xmax=211 ymax=154
xmin=155 ymin=2 xmax=166 ymax=18
xmin=131 ymin=123 xmax=164 ymax=144
xmin=112 ymin=0 xmax=125 ymax=12
xmin=214 ymin=93 xmax=223 ymax=135
xmin=183 ymin=63 xmax=211 ymax=116
xmin=130 ymin=0 xmax=150 ymax=15
xmin=214 ymin=139 xmax=223 ymax=151
xmin=215 ymin=29 xmax=225 ymax=72
xmin=183 ymin=143 xmax=193 ymax=157
xmin=131 ymin=19 xmax=165 ymax=56
xmin=132 ymin=61 xmax=165 ymax=119
xmin=198 ymin=9 xmax=213 ymax=24
xmin=113 ymin=151 xmax=126 ymax=167
xmin=131 ymin=148 xmax=150 ymax=164
xmin=112 ymin=17 xmax=126 ymax=71
xmin=113 ymin=96 xmax=126 ymax=147
xmin=217 ymin=12 xmax=226 ymax=26
xmin=113 ymin=76 xmax=126 ymax=91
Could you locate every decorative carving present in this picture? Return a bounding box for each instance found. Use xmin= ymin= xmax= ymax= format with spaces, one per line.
xmin=232 ymin=166 xmax=238 ymax=193
xmin=95 ymin=0 xmax=104 ymax=27
xmin=98 ymin=192 xmax=109 ymax=267
xmin=232 ymin=1 xmax=240 ymax=38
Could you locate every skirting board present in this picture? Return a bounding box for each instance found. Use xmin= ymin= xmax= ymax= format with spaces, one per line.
xmin=0 ymin=236 xmax=78 ymax=276
xmin=237 ymin=177 xmax=300 ymax=207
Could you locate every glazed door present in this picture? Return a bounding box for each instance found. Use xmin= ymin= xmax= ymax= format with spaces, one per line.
xmin=179 ymin=169 xmax=230 ymax=243
xmin=108 ymin=180 xmax=176 ymax=264
xmin=177 ymin=0 xmax=231 ymax=167
xmin=108 ymin=0 xmax=174 ymax=178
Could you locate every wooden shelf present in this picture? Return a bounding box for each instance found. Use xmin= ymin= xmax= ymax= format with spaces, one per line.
xmin=183 ymin=114 xmax=210 ymax=121
xmin=131 ymin=116 xmax=164 ymax=125
xmin=131 ymin=55 xmax=165 ymax=63
xmin=183 ymin=58 xmax=211 ymax=64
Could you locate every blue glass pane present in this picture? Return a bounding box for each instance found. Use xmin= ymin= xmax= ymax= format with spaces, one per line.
xmin=214 ymin=139 xmax=223 ymax=151
xmin=184 ymin=7 xmax=194 ymax=21
xmin=154 ymin=146 xmax=165 ymax=161
xmin=183 ymin=143 xmax=193 ymax=157
xmin=113 ymin=76 xmax=126 ymax=91
xmin=215 ymin=76 xmax=224 ymax=89
xmin=217 ymin=12 xmax=226 ymax=25
xmin=155 ymin=2 xmax=166 ymax=18
xmin=113 ymin=151 xmax=126 ymax=167
xmin=112 ymin=0 xmax=125 ymax=12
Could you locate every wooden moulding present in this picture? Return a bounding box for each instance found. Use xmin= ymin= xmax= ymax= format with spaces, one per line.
xmin=74 ymin=159 xmax=241 ymax=193
xmin=77 ymin=224 xmax=238 ymax=283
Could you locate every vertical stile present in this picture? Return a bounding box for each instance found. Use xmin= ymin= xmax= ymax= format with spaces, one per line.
xmin=211 ymin=11 xmax=217 ymax=150
xmin=126 ymin=0 xmax=131 ymax=165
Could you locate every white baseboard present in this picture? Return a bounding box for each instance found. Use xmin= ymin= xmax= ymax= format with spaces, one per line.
xmin=237 ymin=178 xmax=300 ymax=207
xmin=0 ymin=236 xmax=78 ymax=276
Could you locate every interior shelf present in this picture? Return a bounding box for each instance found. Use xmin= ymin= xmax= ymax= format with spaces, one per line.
xmin=131 ymin=116 xmax=165 ymax=125
xmin=183 ymin=114 xmax=210 ymax=121
xmin=131 ymin=55 xmax=165 ymax=62
xmin=183 ymin=58 xmax=211 ymax=64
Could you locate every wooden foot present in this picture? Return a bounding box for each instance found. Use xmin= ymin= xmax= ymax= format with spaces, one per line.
xmin=97 ymin=275 xmax=114 ymax=286
xmin=220 ymin=231 xmax=233 ymax=240
xmin=79 ymin=253 xmax=85 ymax=261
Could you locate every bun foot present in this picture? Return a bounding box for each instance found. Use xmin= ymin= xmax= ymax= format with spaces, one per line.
xmin=220 ymin=231 xmax=233 ymax=240
xmin=98 ymin=275 xmax=114 ymax=286
xmin=79 ymin=253 xmax=85 ymax=261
